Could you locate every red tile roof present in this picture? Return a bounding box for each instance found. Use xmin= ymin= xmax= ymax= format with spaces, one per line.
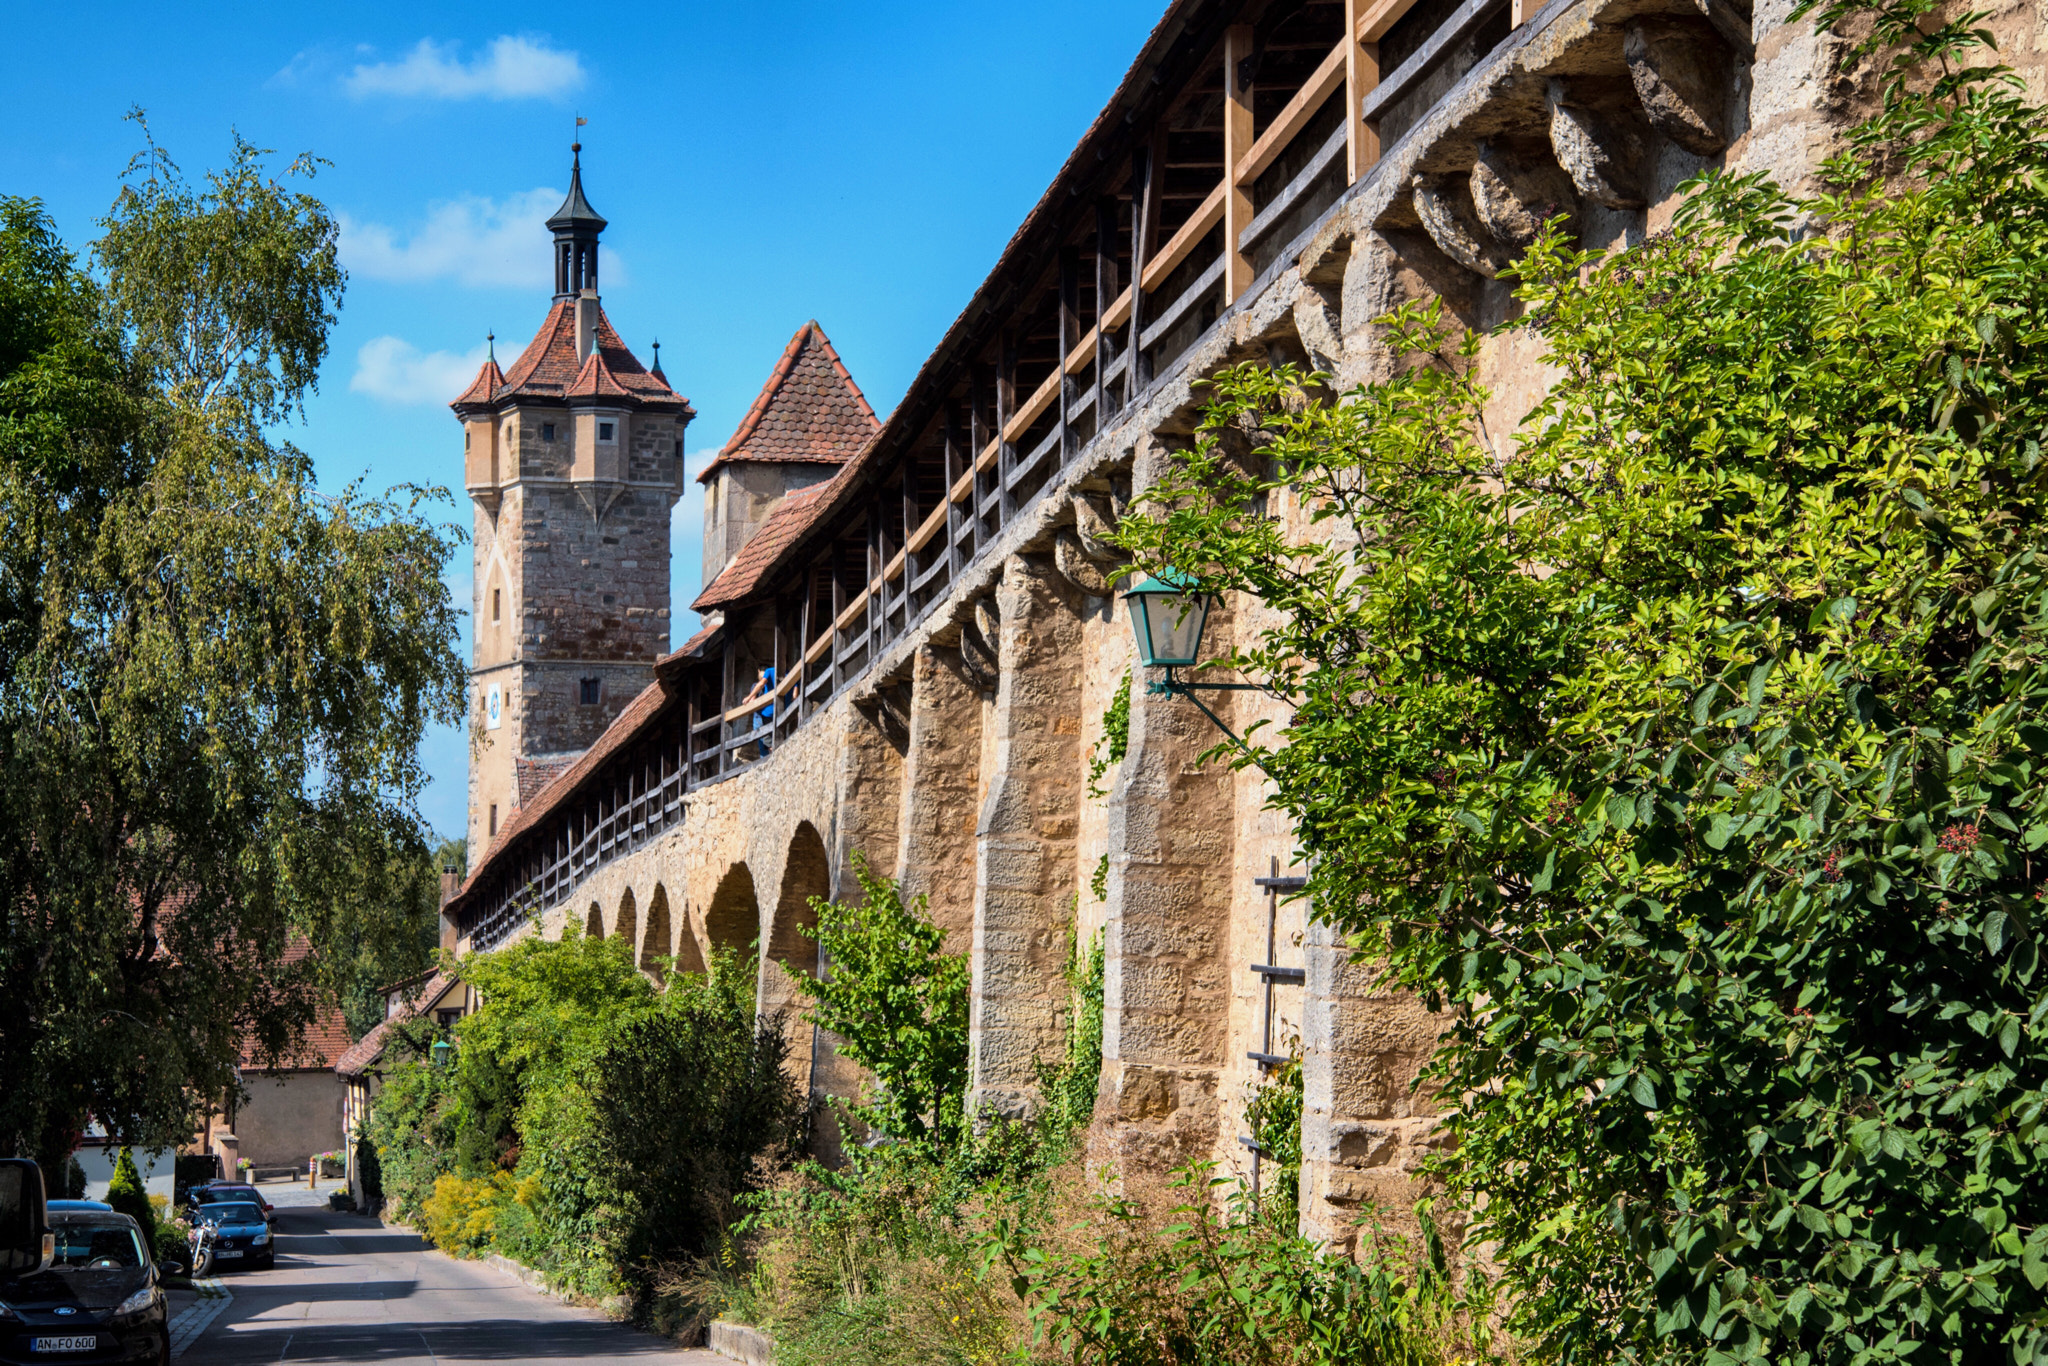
xmin=516 ymin=754 xmax=580 ymax=806
xmin=446 ymin=617 xmax=739 ymax=927
xmin=333 ymin=971 xmax=458 ymax=1078
xmin=457 ymin=676 xmax=676 ymax=886
xmin=691 ymin=477 xmax=840 ymax=611
xmin=460 ymin=297 xmax=694 ymax=416
xmin=697 ymin=321 xmax=878 ymax=482
xmin=243 ymin=937 xmax=352 ymax=1071
xmin=454 ymin=358 xmax=503 ymax=407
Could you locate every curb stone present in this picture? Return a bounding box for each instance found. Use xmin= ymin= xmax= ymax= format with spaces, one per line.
xmin=168 ymin=1276 xmax=229 ymax=1359
xmin=708 ymin=1319 xmax=775 ymax=1365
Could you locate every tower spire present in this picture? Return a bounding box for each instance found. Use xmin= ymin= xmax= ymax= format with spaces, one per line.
xmin=548 ymin=138 xmax=607 ymax=300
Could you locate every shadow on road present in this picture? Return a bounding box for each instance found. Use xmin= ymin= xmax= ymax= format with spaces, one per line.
xmin=197 ymin=1318 xmax=691 ymax=1362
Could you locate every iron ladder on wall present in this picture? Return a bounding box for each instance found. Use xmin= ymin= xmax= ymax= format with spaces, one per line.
xmin=1239 ymin=857 xmax=1307 ymax=1200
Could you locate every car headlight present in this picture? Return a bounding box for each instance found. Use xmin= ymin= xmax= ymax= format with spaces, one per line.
xmin=251 ymin=1231 xmax=270 ymax=1246
xmin=111 ymin=1286 xmax=157 ymax=1324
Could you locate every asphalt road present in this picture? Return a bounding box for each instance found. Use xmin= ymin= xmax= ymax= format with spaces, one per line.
xmin=181 ymin=1203 xmax=722 ymax=1364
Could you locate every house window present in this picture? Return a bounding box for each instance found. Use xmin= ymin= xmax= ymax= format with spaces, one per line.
xmin=542 ymin=422 xmax=556 ymax=442
xmin=598 ymin=421 xmax=615 ymax=442
xmin=488 ymin=804 xmax=498 ymax=837
xmin=491 ymin=588 xmax=501 ymax=622
xmin=436 ymin=1009 xmax=462 ymax=1027
xmin=580 ymin=677 xmax=601 ymax=706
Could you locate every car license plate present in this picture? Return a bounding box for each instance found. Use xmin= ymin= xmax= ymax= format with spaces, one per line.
xmin=31 ymin=1336 xmax=97 ymax=1352
xmin=215 ymin=1249 xmax=243 ymax=1259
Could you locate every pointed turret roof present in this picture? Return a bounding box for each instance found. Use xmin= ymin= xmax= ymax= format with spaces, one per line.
xmin=546 ymin=144 xmax=607 ymax=234
xmin=461 ymin=296 xmax=692 ymax=415
xmin=452 ymin=356 xmax=505 ymax=411
xmin=697 ymin=321 xmax=879 ymax=482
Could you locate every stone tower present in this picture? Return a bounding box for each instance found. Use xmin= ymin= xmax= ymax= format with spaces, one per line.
xmin=450 ymin=145 xmax=695 ymax=869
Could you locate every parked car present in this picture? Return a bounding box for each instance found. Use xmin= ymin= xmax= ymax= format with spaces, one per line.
xmin=187 ymin=1183 xmax=272 ymax=1225
xmin=0 ymin=1203 xmax=169 ymax=1365
xmin=185 ymin=1203 xmax=271 ymax=1272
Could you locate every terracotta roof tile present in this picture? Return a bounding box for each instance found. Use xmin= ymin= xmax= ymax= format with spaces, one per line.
xmin=516 ymin=754 xmax=580 ymax=806
xmin=472 ymin=298 xmax=695 ymax=415
xmin=697 ymin=322 xmax=878 ymax=481
xmin=241 ymin=937 xmax=353 ymax=1070
xmin=454 ymin=358 xmax=503 ymax=407
xmin=691 ymin=478 xmax=839 ymax=611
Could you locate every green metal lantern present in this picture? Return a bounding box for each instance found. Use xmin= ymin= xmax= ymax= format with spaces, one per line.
xmin=1122 ymin=569 xmax=1212 ymax=670
xmin=431 ymin=1038 xmax=452 ymax=1069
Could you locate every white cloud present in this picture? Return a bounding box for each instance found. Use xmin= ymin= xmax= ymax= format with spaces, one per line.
xmin=339 ymin=189 xmax=559 ymax=290
xmin=351 ymin=336 xmax=491 ymax=406
xmin=345 ymin=36 xmax=584 ymax=101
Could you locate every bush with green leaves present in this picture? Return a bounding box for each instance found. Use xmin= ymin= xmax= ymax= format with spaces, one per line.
xmin=987 ymin=1163 xmax=1492 ymax=1366
xmin=364 ymin=932 xmax=796 ymax=1299
xmin=103 ymin=1148 xmax=153 ymax=1246
xmin=792 ymin=853 xmax=971 ymax=1146
xmin=1114 ymin=6 xmax=2048 ymax=1361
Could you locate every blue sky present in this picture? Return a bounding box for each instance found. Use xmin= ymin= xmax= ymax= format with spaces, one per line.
xmin=4 ymin=1 xmax=1165 ymax=840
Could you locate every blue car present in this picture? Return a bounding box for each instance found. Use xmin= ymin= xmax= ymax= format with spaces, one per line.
xmin=188 ymin=1202 xmax=272 ymax=1272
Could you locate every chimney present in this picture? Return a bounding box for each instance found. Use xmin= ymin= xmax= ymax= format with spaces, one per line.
xmin=576 ymin=288 xmax=598 ymax=363
xmin=438 ymin=871 xmax=461 ymax=955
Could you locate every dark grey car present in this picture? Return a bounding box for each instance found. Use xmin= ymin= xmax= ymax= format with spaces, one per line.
xmin=0 ymin=1208 xmax=168 ymax=1366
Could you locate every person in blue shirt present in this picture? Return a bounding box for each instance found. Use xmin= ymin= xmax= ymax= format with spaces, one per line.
xmin=737 ymin=665 xmax=776 ymax=754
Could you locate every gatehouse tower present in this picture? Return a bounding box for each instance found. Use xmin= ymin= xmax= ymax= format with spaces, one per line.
xmin=450 ymin=145 xmax=695 ymax=868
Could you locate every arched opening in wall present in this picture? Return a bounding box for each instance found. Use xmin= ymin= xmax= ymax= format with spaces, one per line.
xmin=762 ymin=822 xmax=834 ymax=1110
xmin=766 ymin=822 xmax=830 ymax=984
xmin=616 ymin=888 xmax=638 ymax=957
xmin=702 ymin=863 xmax=759 ymax=968
xmin=646 ymin=884 xmax=699 ymax=976
xmin=585 ymin=902 xmax=603 ymax=939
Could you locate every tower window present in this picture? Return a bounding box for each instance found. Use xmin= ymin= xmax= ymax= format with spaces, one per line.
xmin=489 ymin=804 xmax=498 ymax=837
xmin=492 ymin=588 xmax=501 ymax=623
xmin=673 ymin=439 xmax=683 ymax=458
xmin=598 ymin=421 xmax=615 ymax=442
xmin=542 ymin=422 xmax=556 ymax=442
xmin=580 ymin=677 xmax=602 ymax=706
xmin=465 ymin=429 xmax=472 ymax=449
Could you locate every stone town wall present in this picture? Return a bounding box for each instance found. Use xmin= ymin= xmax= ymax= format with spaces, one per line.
xmin=458 ymin=0 xmax=2048 ymax=1248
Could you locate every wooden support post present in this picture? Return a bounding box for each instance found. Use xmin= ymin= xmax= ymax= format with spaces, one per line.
xmin=970 ymin=366 xmax=992 ymax=547
xmin=1129 ymin=138 xmax=1163 ymax=405
xmin=830 ymin=543 xmax=846 ymax=689
xmin=996 ymin=334 xmax=1018 ymax=522
xmin=1094 ymin=198 xmax=1119 ymax=423
xmin=1343 ymin=0 xmax=1382 ymax=180
xmin=684 ymin=682 xmax=697 ymax=787
xmin=1223 ymin=24 xmax=1256 ymax=304
xmin=797 ymin=567 xmax=813 ymax=722
xmin=720 ymin=637 xmax=737 ymax=775
xmin=902 ymin=467 xmax=918 ymax=606
xmin=944 ymin=405 xmax=965 ymax=577
xmin=1058 ymin=248 xmax=1081 ymax=461
xmin=867 ymin=500 xmax=882 ymax=656
xmin=773 ymin=605 xmax=786 ymax=741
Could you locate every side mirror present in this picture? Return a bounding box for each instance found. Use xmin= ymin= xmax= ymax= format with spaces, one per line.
xmin=0 ymin=1159 xmax=51 ymax=1274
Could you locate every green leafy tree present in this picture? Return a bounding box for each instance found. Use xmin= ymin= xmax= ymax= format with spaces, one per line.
xmin=0 ymin=122 xmax=464 ymax=1165
xmin=1115 ymin=9 xmax=2048 ymax=1362
xmin=103 ymin=1147 xmax=153 ymax=1246
xmin=793 ymin=854 xmax=970 ymax=1145
xmin=588 ymin=950 xmax=804 ymax=1273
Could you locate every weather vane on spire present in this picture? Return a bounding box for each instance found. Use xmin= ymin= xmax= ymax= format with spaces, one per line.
xmin=574 ymin=114 xmax=587 ymax=154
